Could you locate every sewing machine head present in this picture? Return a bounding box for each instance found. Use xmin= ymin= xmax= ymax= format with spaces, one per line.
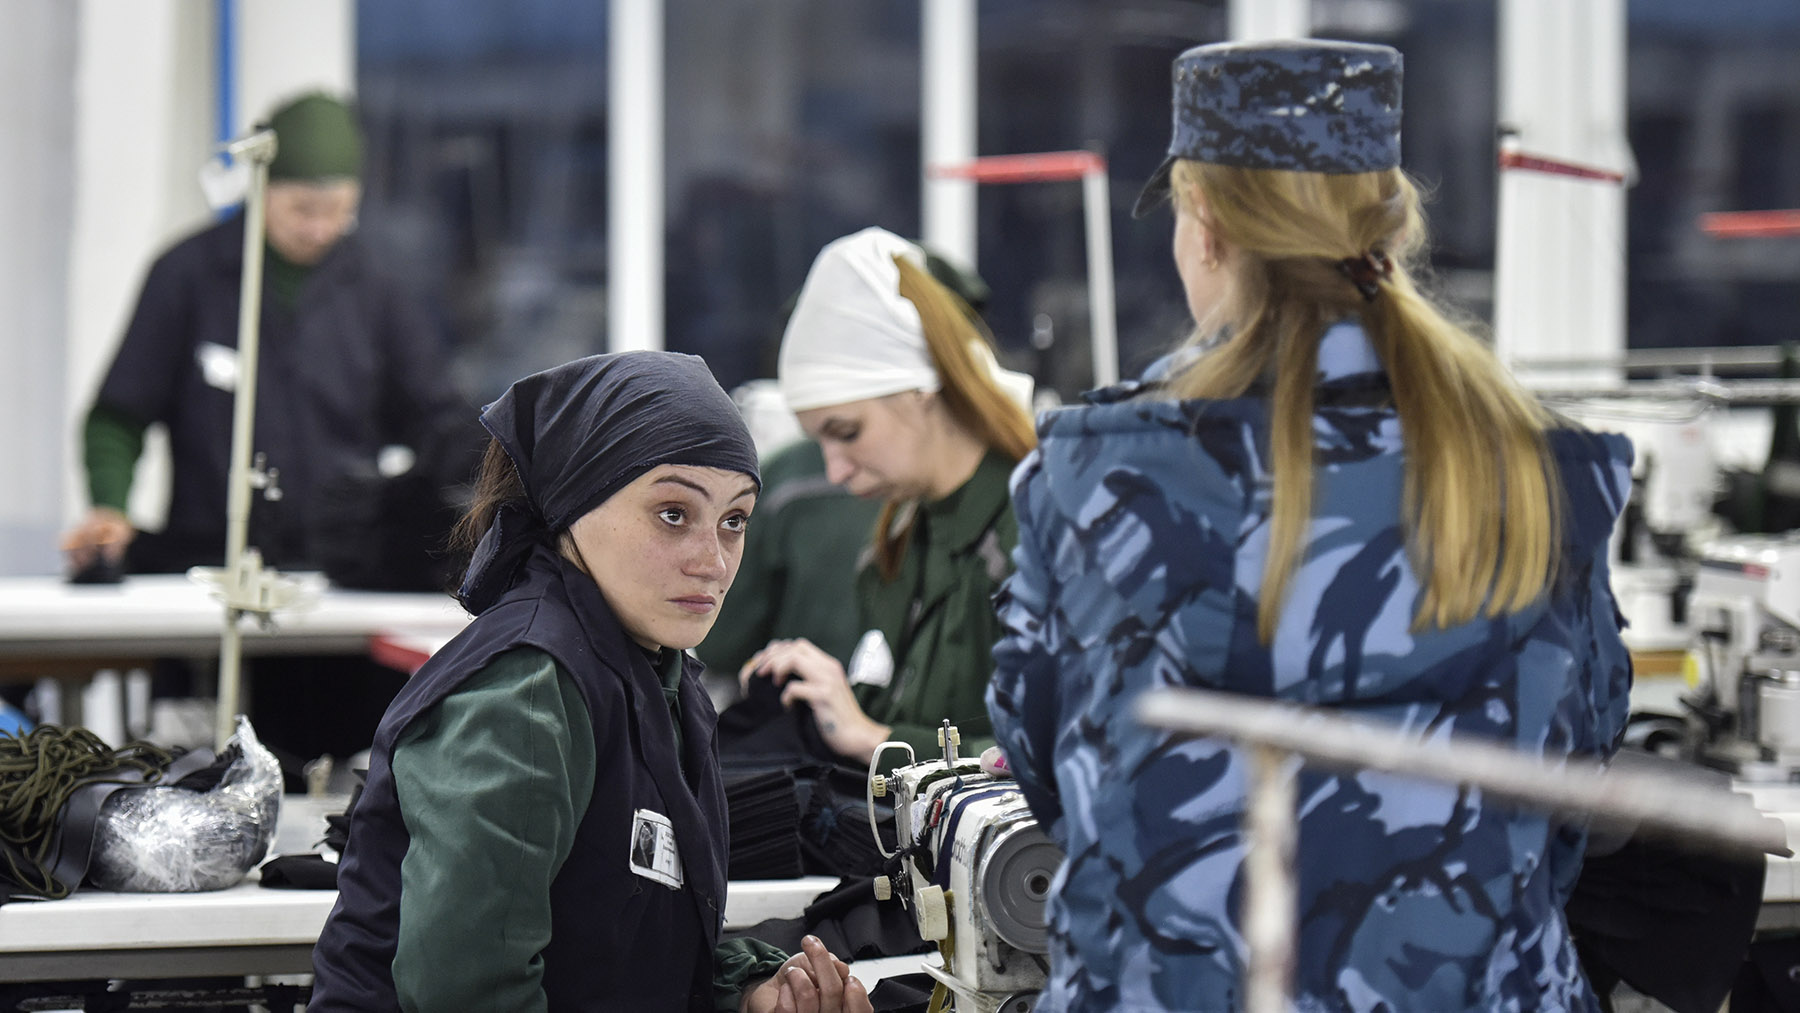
xmin=867 ymin=723 xmax=1059 ymax=1013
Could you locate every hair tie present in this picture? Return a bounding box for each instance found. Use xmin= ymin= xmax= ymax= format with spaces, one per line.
xmin=1335 ymin=249 xmax=1393 ymax=302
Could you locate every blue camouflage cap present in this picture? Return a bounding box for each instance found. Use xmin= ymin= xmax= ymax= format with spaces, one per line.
xmin=1133 ymin=39 xmax=1403 ymax=217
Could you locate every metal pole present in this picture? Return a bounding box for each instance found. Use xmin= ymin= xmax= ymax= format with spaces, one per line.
xmin=922 ymin=0 xmax=977 ymax=268
xmin=1136 ymin=687 xmax=1791 ymax=857
xmin=1081 ymin=161 xmax=1119 ymax=387
xmin=215 ymin=126 xmax=277 ymax=750
xmin=1242 ymin=745 xmax=1298 ymax=1013
xmin=1230 ymin=0 xmax=1309 ymax=41
xmin=608 ymin=0 xmax=664 ymax=351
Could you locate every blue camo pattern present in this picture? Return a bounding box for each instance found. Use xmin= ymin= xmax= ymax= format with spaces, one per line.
xmin=1169 ymin=40 xmax=1402 ymax=174
xmin=986 ymin=321 xmax=1634 ymax=1012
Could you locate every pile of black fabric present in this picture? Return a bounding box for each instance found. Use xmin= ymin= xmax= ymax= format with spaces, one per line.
xmin=1568 ymin=750 xmax=1772 ymax=1013
xmin=260 ymin=773 xmax=362 ymax=891
xmin=717 ymin=677 xmax=891 ymax=879
xmin=724 ymin=770 xmax=804 ymax=880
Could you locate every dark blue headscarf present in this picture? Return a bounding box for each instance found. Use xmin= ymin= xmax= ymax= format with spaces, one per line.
xmin=457 ymin=351 xmax=761 ymax=614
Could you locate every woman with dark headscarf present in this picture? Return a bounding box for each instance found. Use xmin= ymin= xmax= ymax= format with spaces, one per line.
xmin=309 ymin=352 xmax=871 ymax=1012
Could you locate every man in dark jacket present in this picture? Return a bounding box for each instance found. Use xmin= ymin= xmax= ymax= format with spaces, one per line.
xmin=59 ymin=92 xmax=476 ymax=774
xmin=63 ymin=92 xmax=474 ymax=577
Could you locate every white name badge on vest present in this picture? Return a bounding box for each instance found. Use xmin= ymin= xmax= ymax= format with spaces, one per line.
xmin=629 ymin=808 xmax=684 ymax=890
xmin=847 ymin=629 xmax=893 ymax=688
xmin=196 ymin=342 xmax=239 ymax=393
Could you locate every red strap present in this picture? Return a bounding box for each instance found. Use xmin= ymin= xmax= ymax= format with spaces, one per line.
xmin=1497 ymin=149 xmax=1627 ymax=184
xmin=1698 ymin=210 xmax=1800 ymax=239
xmin=930 ymin=150 xmax=1106 ymax=184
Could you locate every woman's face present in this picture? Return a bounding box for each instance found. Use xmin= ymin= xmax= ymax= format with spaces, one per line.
xmin=1173 ymin=196 xmax=1230 ymax=327
xmin=796 ymin=393 xmax=944 ymax=502
xmin=564 ymin=464 xmax=757 ymax=651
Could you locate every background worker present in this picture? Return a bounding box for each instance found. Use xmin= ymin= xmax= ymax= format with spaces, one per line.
xmin=61 ymin=90 xmax=475 ymax=579
xmin=738 ymin=227 xmax=1035 ymax=768
xmin=57 ymin=91 xmax=477 ymax=773
xmin=697 ymin=247 xmax=991 ymax=684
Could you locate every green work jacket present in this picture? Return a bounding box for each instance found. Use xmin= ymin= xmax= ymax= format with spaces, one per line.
xmin=854 ymin=450 xmax=1017 ymax=765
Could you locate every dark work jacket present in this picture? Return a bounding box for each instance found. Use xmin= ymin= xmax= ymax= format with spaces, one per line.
xmin=309 ymin=546 xmax=730 ymax=1011
xmin=95 ymin=213 xmax=473 ymax=570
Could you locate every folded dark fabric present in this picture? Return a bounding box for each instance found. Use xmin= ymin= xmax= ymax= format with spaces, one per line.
xmin=801 ymin=876 xmax=929 ymax=961
xmin=866 ymin=974 xmax=937 ymax=1013
xmin=725 ymin=770 xmax=803 ymax=880
xmin=1731 ymin=939 xmax=1800 ymax=1013
xmin=259 ymin=853 xmax=339 ymax=890
xmin=723 ymin=875 xmax=930 ymax=968
xmin=1568 ymin=752 xmax=1769 ymax=1013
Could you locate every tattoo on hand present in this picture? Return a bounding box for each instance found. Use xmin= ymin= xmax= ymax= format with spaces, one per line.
xmin=821 ymin=721 xmax=837 ymax=734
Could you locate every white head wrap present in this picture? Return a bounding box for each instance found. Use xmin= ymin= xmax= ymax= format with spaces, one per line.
xmin=779 ymin=227 xmax=938 ymax=413
xmin=778 ymin=227 xmax=1036 ymax=416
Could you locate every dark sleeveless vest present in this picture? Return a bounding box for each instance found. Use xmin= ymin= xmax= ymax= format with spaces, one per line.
xmin=309 ymin=546 xmax=730 ymax=1011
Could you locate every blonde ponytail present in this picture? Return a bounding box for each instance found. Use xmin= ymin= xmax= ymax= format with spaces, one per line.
xmin=1166 ymin=160 xmax=1559 ymax=641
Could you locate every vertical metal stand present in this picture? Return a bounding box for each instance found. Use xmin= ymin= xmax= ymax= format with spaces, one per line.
xmin=1242 ymin=745 xmax=1298 ymax=1013
xmin=1080 ymin=157 xmax=1118 ymax=387
xmin=927 ymin=150 xmax=1119 ymax=389
xmin=211 ymin=127 xmax=277 ymax=751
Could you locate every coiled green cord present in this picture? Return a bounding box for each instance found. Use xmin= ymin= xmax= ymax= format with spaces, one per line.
xmin=0 ymin=726 xmax=174 ymax=899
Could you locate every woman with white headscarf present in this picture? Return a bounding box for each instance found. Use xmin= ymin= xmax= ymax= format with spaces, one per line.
xmin=739 ymin=227 xmax=1035 ymax=767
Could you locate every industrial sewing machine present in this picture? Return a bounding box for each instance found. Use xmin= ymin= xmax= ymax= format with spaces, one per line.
xmin=867 ymin=723 xmax=1060 ymax=1013
xmin=1686 ymin=533 xmax=1800 ymax=780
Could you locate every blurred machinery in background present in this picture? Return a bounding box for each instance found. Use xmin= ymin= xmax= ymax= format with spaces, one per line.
xmin=1552 ymin=395 xmax=1717 ymax=653
xmin=1686 ymin=534 xmax=1800 ymax=780
xmin=1547 ymin=366 xmax=1800 ymax=782
xmin=868 ymin=723 xmax=1059 ymax=1013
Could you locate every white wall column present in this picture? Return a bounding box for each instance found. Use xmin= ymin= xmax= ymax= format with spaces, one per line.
xmin=921 ymin=0 xmax=977 ymax=268
xmin=0 ymin=2 xmax=79 ymax=574
xmin=1495 ymin=0 xmax=1629 ymax=383
xmin=609 ymin=0 xmax=665 ymax=352
xmin=1231 ymin=0 xmax=1310 ymax=41
xmin=234 ymin=0 xmax=356 ymax=132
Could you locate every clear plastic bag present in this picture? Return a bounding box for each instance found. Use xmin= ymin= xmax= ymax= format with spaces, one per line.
xmin=87 ymin=716 xmax=282 ymax=892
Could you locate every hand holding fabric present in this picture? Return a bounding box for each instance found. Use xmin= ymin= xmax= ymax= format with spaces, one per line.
xmin=740 ymin=639 xmax=891 ymax=764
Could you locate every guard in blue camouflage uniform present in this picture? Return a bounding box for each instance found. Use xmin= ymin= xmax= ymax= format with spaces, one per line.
xmin=986 ymin=40 xmax=1634 ymax=1012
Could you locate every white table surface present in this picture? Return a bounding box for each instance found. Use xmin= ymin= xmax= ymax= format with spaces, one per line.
xmin=0 ymin=875 xmax=927 ymax=985
xmin=1734 ymin=781 xmax=1800 ymax=927
xmin=0 ymin=572 xmax=470 ymax=662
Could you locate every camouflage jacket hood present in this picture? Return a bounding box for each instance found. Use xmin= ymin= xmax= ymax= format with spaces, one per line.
xmin=987 ymin=320 xmax=1634 ymax=1012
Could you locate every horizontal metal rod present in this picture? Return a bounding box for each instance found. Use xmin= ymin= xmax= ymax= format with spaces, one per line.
xmin=1135 ymin=687 xmax=1790 ymax=858
xmin=1528 ymin=377 xmax=1800 ymax=405
xmin=1511 ymin=346 xmax=1793 ymax=373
